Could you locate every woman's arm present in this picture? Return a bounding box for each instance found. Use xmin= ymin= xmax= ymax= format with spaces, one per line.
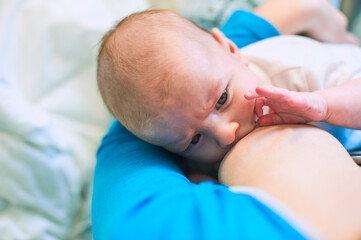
xmin=219 ymin=124 xmax=361 ymax=240
xmin=254 ymin=0 xmax=358 ymax=44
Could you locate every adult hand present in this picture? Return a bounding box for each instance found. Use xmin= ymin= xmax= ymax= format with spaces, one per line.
xmin=304 ymin=0 xmax=358 ymax=45
xmin=245 ymin=85 xmax=327 ymax=126
xmin=255 ymin=0 xmax=358 ymax=45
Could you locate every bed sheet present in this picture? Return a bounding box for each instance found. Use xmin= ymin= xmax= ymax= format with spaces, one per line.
xmin=0 ymin=0 xmax=147 ymax=239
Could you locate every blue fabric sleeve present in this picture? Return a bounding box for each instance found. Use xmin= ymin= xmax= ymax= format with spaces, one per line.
xmin=220 ymin=10 xmax=280 ymax=48
xmin=92 ymin=122 xmax=308 ymax=240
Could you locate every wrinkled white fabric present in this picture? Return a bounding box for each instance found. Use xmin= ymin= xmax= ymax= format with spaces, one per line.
xmin=243 ymin=35 xmax=361 ymax=89
xmin=0 ymin=0 xmax=147 ymax=239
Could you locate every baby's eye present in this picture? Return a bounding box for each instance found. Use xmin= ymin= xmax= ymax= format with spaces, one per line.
xmin=216 ymin=88 xmax=228 ymax=109
xmin=190 ymin=134 xmax=201 ymax=145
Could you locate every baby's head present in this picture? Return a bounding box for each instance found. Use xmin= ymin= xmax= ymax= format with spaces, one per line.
xmin=97 ymin=10 xmax=260 ymax=163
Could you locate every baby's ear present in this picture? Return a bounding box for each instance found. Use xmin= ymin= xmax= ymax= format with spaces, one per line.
xmin=211 ymin=28 xmax=249 ymax=66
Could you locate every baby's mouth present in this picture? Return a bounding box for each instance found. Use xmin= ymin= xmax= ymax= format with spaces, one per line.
xmin=252 ymin=98 xmax=259 ymax=127
xmin=254 ymin=115 xmax=259 ymax=127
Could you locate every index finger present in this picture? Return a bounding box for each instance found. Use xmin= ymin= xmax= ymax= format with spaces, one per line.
xmin=255 ymin=85 xmax=292 ymax=100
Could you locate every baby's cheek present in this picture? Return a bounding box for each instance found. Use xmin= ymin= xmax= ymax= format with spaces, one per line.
xmin=180 ymin=146 xmax=227 ymax=164
xmin=239 ymin=118 xmax=256 ymax=139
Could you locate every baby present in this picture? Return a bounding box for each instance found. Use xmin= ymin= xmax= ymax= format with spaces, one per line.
xmin=97 ymin=10 xmax=361 ymax=164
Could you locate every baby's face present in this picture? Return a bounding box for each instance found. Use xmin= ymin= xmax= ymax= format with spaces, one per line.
xmin=145 ymin=45 xmax=260 ymax=163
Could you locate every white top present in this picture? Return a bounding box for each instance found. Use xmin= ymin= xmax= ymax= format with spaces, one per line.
xmin=243 ymin=35 xmax=361 ymax=91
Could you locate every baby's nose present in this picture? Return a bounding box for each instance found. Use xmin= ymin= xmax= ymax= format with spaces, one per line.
xmin=216 ymin=122 xmax=239 ymax=148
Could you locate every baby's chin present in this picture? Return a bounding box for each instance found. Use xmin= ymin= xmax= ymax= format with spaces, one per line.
xmin=181 ymin=149 xmax=228 ymax=164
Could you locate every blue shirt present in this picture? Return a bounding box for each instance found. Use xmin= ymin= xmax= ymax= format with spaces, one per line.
xmin=221 ymin=10 xmax=279 ymax=48
xmin=92 ymin=10 xmax=310 ymax=240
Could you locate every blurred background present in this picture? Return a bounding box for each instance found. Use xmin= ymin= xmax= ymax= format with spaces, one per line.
xmin=0 ymin=0 xmax=360 ymax=239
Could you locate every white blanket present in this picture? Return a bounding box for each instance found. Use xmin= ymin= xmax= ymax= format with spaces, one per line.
xmin=0 ymin=0 xmax=147 ymax=239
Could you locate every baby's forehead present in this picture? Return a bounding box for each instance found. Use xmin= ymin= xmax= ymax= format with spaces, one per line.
xmin=115 ymin=27 xmax=229 ymax=129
